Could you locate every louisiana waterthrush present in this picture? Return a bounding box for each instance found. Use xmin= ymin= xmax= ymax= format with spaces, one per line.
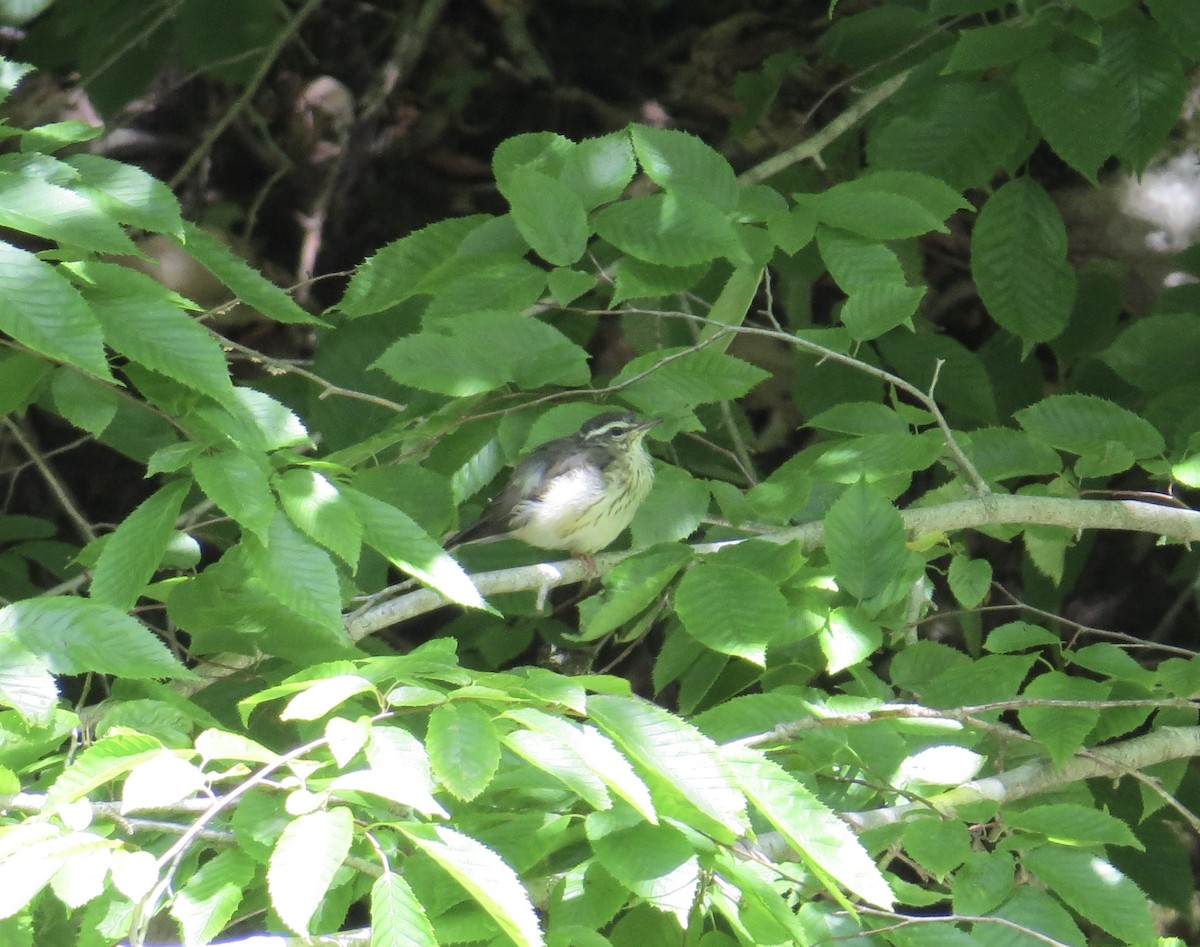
xmin=447 ymin=411 xmax=661 ymax=559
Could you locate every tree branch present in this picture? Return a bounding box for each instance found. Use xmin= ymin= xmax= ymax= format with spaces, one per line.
xmin=345 ymin=494 xmax=1200 ymax=637
xmin=844 ymin=724 xmax=1200 ymax=832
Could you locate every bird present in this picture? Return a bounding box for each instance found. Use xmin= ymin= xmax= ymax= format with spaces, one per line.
xmin=446 ymin=411 xmax=661 ymax=562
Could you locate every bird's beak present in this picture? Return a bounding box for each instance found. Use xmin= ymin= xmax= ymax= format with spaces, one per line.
xmin=638 ymin=417 xmax=663 ymax=433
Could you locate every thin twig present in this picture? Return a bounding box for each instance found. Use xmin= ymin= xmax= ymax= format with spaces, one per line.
xmin=738 ymin=69 xmax=912 ymax=185
xmin=342 ymin=495 xmax=1200 ymax=639
xmin=212 ymin=330 xmax=408 ymax=414
xmin=848 ymin=907 xmax=1072 ymax=947
xmin=128 ymin=711 xmax=388 ymax=945
xmin=985 ymin=586 xmax=1199 ymax=658
xmin=169 ymin=0 xmax=327 ymax=189
xmin=595 ymin=306 xmax=990 ymax=493
xmin=2 ymin=417 xmax=96 ymax=544
xmin=453 ymin=327 xmax=737 ymax=427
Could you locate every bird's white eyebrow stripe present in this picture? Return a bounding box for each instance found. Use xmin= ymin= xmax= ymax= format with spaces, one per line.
xmin=583 ymin=420 xmax=635 ymax=438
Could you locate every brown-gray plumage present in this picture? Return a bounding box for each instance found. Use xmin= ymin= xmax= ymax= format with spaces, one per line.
xmin=446 ymin=412 xmax=660 ymax=556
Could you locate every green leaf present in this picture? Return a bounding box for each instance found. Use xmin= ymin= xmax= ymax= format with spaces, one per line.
xmin=585 ymin=809 xmax=698 ymax=924
xmin=839 ymin=282 xmax=925 ymax=340
xmin=821 ymin=3 xmax=935 ymax=66
xmin=799 ymin=182 xmax=950 ymax=240
xmin=0 ymin=169 xmax=137 ymax=253
xmin=867 ymin=79 xmax=1030 ymax=191
xmin=276 ymin=468 xmax=362 ymax=566
xmin=610 ymin=257 xmax=710 ymax=304
xmin=0 ymin=826 xmax=87 ymax=920
xmin=984 ymin=621 xmax=1060 ymax=653
xmin=192 ymin=449 xmax=275 ymax=541
xmin=731 ymin=50 xmax=803 ymax=138
xmin=0 ymin=597 xmax=192 ymax=680
xmin=0 ymin=633 xmax=57 ymax=725
xmin=971 ymin=177 xmax=1075 ymax=347
xmin=629 ymin=124 xmax=738 ymax=211
xmin=373 ymin=312 xmax=590 ymax=395
xmin=1144 ymin=0 xmax=1200 ymax=58
xmin=593 ymin=192 xmax=743 ymax=266
xmin=0 ymin=350 xmax=51 ymax=415
xmin=371 ymin=872 xmax=437 ymax=947
xmin=903 ymin=817 xmax=971 ymax=878
xmin=1018 ymin=672 xmax=1109 ymax=766
xmin=1100 ymin=12 xmax=1188 ymax=171
xmin=588 ymin=693 xmax=747 ymax=841
xmin=427 ymin=702 xmax=500 ymax=801
xmin=48 ymin=835 xmax=111 ymax=909
xmin=816 ymin=226 xmax=905 ymax=291
xmin=811 ymin=430 xmax=944 ymax=486
xmin=1101 ymin=313 xmax=1200 ymax=393
xmin=947 ymin=555 xmax=991 ymax=609
xmin=44 ymin=732 xmax=163 ymax=807
xmin=90 ymin=480 xmax=189 ymax=611
xmin=823 ymin=480 xmax=916 ymax=606
xmin=876 ymin=331 xmax=997 ymax=427
xmin=0 ymin=242 xmax=113 ymax=381
xmin=500 ymin=166 xmax=590 ymax=266
xmin=121 ymin=752 xmax=204 ymax=812
xmin=339 ymin=215 xmax=487 ymax=317
xmin=0 ymin=58 xmax=32 ymax=103
xmin=952 ymin=851 xmax=1014 ymax=917
xmin=508 ymin=708 xmax=657 ymax=821
xmin=546 ymin=267 xmax=597 ymax=306
xmin=504 ymin=729 xmax=611 ymax=809
xmin=674 ymin=563 xmax=788 ymax=665
xmin=724 ymin=745 xmax=894 ymax=908
xmin=561 ymin=131 xmax=636 ymax=209
xmin=76 ymin=262 xmax=235 ymax=402
xmin=192 ymin=387 xmax=311 ymax=453
xmin=961 ymin=427 xmax=1062 ymax=483
xmin=244 ymin=512 xmax=344 ymax=636
xmin=578 ymin=545 xmax=691 ymax=641
xmin=1007 ymin=804 xmax=1142 ymax=850
xmin=1022 ymin=846 xmax=1156 ymax=945
xmin=631 ymin=465 xmax=709 ymax=547
xmin=970 ymin=884 xmax=1086 ymax=946
xmin=421 ymin=256 xmax=547 ymax=321
xmin=819 ymin=606 xmax=882 ymax=674
xmin=64 ymin=154 xmax=183 ymax=236
xmin=1015 ymin=52 xmax=1124 ymax=183
xmin=280 ymin=675 xmax=374 ymax=722
xmin=50 ymin=367 xmax=117 ymax=435
xmin=21 ymin=120 xmax=103 ymax=152
xmin=1023 ymin=523 xmax=1071 ymax=584
xmin=399 ymin=822 xmax=545 ymax=947
xmin=493 ymin=132 xmax=574 ymax=189
xmin=343 ymin=487 xmax=487 ymax=611
xmin=919 ymin=653 xmax=1038 ymax=708
xmin=170 ymin=221 xmax=321 ymax=325
xmin=332 ymin=724 xmax=448 ymax=817
xmin=944 ymin=22 xmax=1053 ymax=72
xmin=611 ymin=347 xmax=768 ymax=416
xmin=171 ymin=849 xmax=256 ymax=947
xmin=768 ymin=204 xmax=817 ymax=255
xmin=806 ymin=402 xmax=906 ymax=436
xmin=1015 ymin=394 xmax=1164 ymax=464
xmin=267 ymin=807 xmax=354 ymax=936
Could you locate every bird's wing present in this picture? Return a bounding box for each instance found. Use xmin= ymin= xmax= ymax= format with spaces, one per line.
xmin=446 ymin=441 xmax=610 ymax=545
xmin=446 ymin=444 xmax=560 ymax=544
xmin=535 ymin=443 xmax=613 ymax=490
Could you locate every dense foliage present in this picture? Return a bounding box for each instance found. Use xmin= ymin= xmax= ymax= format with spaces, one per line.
xmin=1 ymin=0 xmax=1200 ymax=945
